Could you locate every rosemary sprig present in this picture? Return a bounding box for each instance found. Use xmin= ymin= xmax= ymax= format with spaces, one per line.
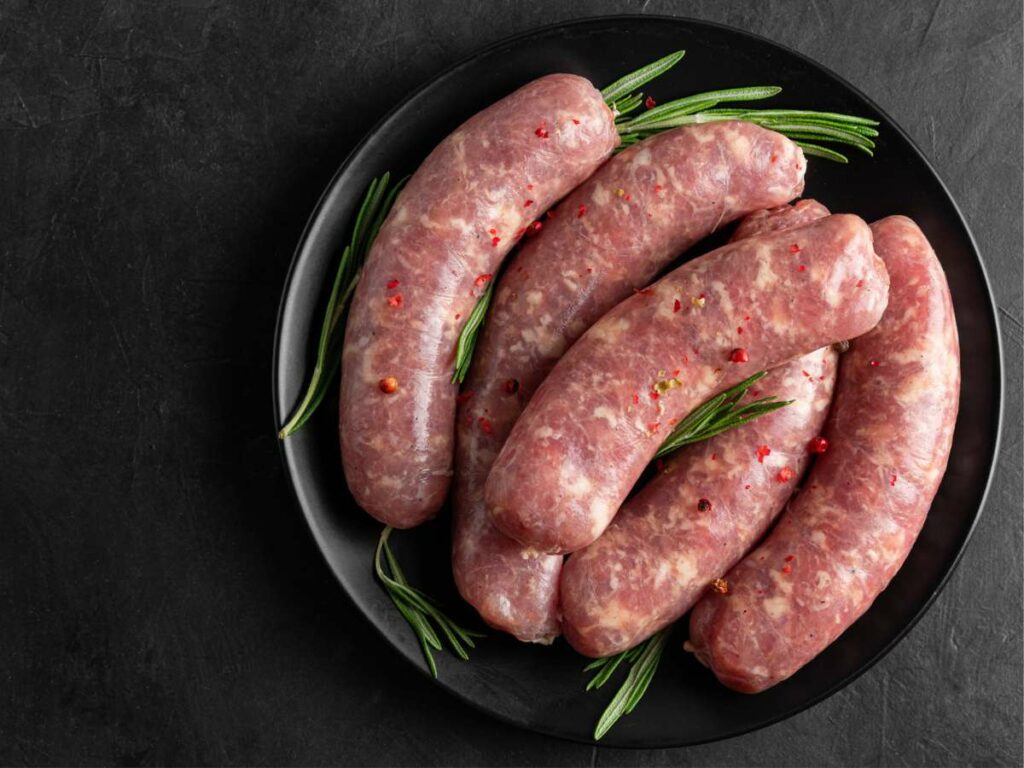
xmin=655 ymin=370 xmax=792 ymax=458
xmin=278 ymin=172 xmax=406 ymax=438
xmin=586 ymin=629 xmax=671 ymax=740
xmin=616 ymin=90 xmax=880 ymax=163
xmin=374 ymin=526 xmax=484 ymax=678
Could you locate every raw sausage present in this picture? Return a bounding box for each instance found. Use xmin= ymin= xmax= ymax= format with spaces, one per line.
xmin=687 ymin=216 xmax=959 ymax=693
xmin=561 ymin=200 xmax=835 ymax=657
xmin=453 ymin=123 xmax=807 ymax=641
xmin=340 ymin=74 xmax=618 ymax=527
xmin=485 ymin=214 xmax=889 ymax=554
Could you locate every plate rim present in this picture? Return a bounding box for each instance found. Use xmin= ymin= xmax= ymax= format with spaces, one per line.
xmin=271 ymin=13 xmax=1005 ymax=748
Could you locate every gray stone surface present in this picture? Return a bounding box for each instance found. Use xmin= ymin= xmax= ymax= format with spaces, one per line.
xmin=1 ymin=0 xmax=1020 ymax=765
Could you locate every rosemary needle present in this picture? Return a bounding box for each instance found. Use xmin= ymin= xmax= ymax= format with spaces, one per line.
xmin=452 ymin=281 xmax=494 ymax=383
xmin=601 ymin=51 xmax=686 ymax=105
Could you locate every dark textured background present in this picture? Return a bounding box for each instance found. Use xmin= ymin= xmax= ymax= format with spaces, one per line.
xmin=1 ymin=1 xmax=1021 ymax=765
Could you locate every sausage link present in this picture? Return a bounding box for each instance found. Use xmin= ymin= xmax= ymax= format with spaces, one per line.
xmin=453 ymin=123 xmax=807 ymax=641
xmin=687 ymin=216 xmax=959 ymax=693
xmin=485 ymin=214 xmax=889 ymax=554
xmin=340 ymin=74 xmax=618 ymax=527
xmin=561 ymin=200 xmax=835 ymax=657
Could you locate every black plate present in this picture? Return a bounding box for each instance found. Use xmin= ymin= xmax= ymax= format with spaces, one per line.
xmin=272 ymin=16 xmax=1003 ymax=748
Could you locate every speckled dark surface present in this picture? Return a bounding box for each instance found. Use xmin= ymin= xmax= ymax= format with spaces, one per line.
xmin=1 ymin=1 xmax=1021 ymax=765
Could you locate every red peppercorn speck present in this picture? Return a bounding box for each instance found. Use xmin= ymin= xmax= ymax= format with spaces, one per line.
xmin=809 ymin=436 xmax=829 ymax=454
